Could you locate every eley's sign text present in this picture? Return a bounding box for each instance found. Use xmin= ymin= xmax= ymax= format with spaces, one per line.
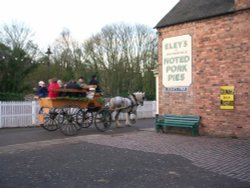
xmin=162 ymin=35 xmax=192 ymax=88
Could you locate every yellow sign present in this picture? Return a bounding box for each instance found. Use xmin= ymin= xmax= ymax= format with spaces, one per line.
xmin=220 ymin=95 xmax=234 ymax=101
xmin=220 ymin=86 xmax=234 ymax=94
xmin=220 ymin=86 xmax=234 ymax=110
xmin=220 ymin=104 xmax=234 ymax=110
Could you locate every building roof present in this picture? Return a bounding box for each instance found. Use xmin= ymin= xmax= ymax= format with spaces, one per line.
xmin=155 ymin=0 xmax=235 ymax=28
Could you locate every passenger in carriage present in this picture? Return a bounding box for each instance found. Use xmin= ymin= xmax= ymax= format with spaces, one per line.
xmin=57 ymin=80 xmax=65 ymax=96
xmin=48 ymin=78 xmax=53 ymax=86
xmin=47 ymin=78 xmax=60 ymax=98
xmin=65 ymin=80 xmax=85 ymax=97
xmin=57 ymin=80 xmax=64 ymax=88
xmin=34 ymin=81 xmax=48 ymax=98
xmin=77 ymin=76 xmax=87 ymax=88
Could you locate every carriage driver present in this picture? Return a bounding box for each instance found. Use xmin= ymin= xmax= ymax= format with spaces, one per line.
xmin=89 ymin=75 xmax=101 ymax=93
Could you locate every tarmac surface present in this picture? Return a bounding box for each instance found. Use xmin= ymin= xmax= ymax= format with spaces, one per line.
xmin=0 ymin=118 xmax=249 ymax=188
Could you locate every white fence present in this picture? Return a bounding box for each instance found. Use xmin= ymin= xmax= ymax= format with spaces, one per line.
xmin=0 ymin=101 xmax=156 ymax=128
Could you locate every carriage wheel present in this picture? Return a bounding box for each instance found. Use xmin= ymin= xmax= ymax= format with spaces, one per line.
xmin=72 ymin=108 xmax=93 ymax=128
xmin=58 ymin=105 xmax=82 ymax=136
xmin=94 ymin=108 xmax=112 ymax=132
xmin=38 ymin=107 xmax=60 ymax=131
xmin=82 ymin=110 xmax=93 ymax=128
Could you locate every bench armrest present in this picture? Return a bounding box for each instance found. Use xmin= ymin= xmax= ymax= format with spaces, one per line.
xmin=155 ymin=114 xmax=165 ymax=123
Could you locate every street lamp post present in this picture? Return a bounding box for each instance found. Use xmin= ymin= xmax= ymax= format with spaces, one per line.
xmin=45 ymin=48 xmax=52 ymax=79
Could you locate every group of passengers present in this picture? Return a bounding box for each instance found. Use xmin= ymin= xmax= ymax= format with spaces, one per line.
xmin=34 ymin=75 xmax=100 ymax=98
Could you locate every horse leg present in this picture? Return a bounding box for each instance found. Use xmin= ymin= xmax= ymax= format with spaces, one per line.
xmin=125 ymin=113 xmax=132 ymax=127
xmin=115 ymin=111 xmax=123 ymax=128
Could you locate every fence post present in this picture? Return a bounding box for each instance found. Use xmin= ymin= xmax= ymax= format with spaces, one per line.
xmin=32 ymin=101 xmax=36 ymax=125
xmin=0 ymin=101 xmax=2 ymax=128
xmin=152 ymin=101 xmax=156 ymax=117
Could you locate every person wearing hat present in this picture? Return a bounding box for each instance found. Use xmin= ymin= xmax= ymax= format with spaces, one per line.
xmin=34 ymin=81 xmax=48 ymax=98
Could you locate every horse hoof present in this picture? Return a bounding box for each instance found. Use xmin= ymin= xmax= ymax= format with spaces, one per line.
xmin=125 ymin=124 xmax=132 ymax=127
xmin=116 ymin=125 xmax=123 ymax=128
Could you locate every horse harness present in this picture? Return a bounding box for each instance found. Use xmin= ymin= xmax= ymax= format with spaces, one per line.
xmin=130 ymin=94 xmax=139 ymax=107
xmin=121 ymin=94 xmax=138 ymax=114
xmin=110 ymin=94 xmax=138 ymax=114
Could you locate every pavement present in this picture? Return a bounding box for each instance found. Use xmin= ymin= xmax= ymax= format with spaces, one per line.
xmin=0 ymin=118 xmax=249 ymax=188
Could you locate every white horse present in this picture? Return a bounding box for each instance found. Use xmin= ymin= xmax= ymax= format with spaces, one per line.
xmin=109 ymin=92 xmax=145 ymax=128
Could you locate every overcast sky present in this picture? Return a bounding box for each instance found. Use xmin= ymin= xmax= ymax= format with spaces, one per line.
xmin=0 ymin=0 xmax=179 ymax=50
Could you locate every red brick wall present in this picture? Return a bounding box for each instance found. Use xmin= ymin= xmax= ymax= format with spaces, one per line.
xmin=235 ymin=0 xmax=250 ymax=10
xmin=157 ymin=8 xmax=250 ymax=137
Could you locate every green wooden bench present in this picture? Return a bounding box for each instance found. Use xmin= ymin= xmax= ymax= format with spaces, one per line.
xmin=155 ymin=114 xmax=201 ymax=136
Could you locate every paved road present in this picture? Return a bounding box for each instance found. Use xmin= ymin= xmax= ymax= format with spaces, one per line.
xmin=0 ymin=119 xmax=249 ymax=188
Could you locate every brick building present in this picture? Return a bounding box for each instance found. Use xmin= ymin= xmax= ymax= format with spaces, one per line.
xmin=155 ymin=0 xmax=250 ymax=138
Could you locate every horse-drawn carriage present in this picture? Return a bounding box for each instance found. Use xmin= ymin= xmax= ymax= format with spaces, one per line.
xmin=37 ymin=85 xmax=145 ymax=136
xmin=37 ymin=86 xmax=112 ymax=136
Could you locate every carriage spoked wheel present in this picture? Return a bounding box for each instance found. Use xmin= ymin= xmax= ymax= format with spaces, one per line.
xmin=94 ymin=108 xmax=112 ymax=132
xmin=38 ymin=107 xmax=60 ymax=131
xmin=58 ymin=104 xmax=83 ymax=136
xmin=81 ymin=110 xmax=93 ymax=128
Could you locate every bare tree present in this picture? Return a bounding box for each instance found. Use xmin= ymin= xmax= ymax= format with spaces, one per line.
xmin=0 ymin=21 xmax=38 ymax=56
xmin=51 ymin=28 xmax=86 ymax=81
xmin=83 ymin=23 xmax=157 ymax=98
xmin=0 ymin=22 xmax=39 ymax=94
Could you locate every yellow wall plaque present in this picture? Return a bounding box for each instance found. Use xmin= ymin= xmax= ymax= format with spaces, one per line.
xmin=220 ymin=86 xmax=234 ymax=110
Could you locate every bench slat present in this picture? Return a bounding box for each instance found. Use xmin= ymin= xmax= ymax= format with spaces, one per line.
xmin=162 ymin=120 xmax=198 ymax=125
xmin=160 ymin=123 xmax=196 ymax=128
xmin=161 ymin=118 xmax=199 ymax=123
xmin=164 ymin=116 xmax=200 ymax=121
xmin=165 ymin=114 xmax=199 ymax=118
xmin=163 ymin=118 xmax=199 ymax=122
xmin=157 ymin=123 xmax=197 ymax=127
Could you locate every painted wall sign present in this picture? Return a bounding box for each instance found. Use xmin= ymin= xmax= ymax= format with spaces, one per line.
xmin=220 ymin=86 xmax=234 ymax=110
xmin=162 ymin=35 xmax=192 ymax=89
xmin=165 ymin=87 xmax=188 ymax=92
